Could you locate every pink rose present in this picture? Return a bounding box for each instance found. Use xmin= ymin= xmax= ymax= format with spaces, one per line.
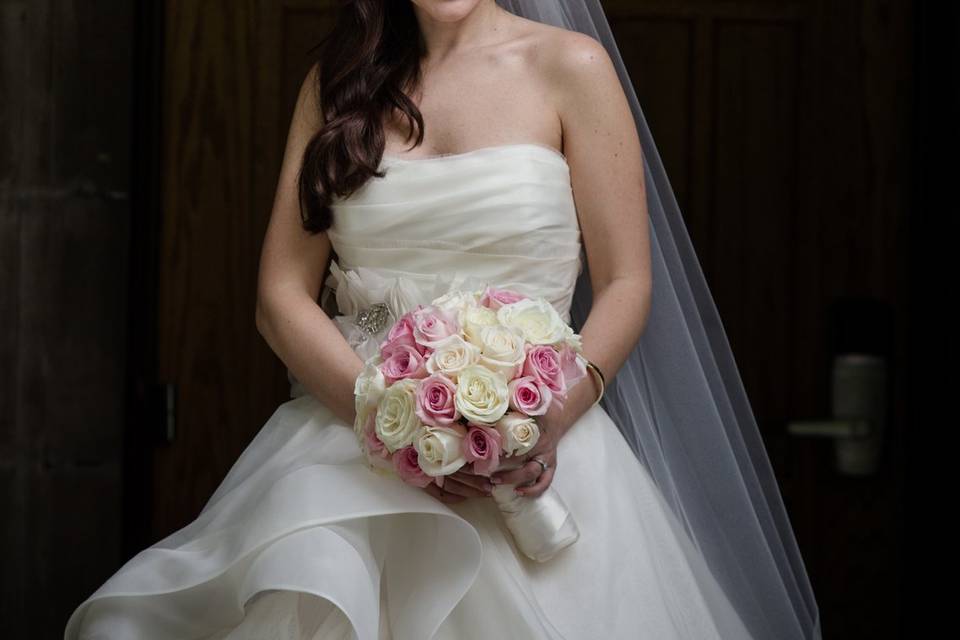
xmin=480 ymin=286 xmax=527 ymax=310
xmin=558 ymin=345 xmax=588 ymax=390
xmin=379 ymin=344 xmax=428 ymax=384
xmin=393 ymin=445 xmax=433 ymax=488
xmin=462 ymin=423 xmax=503 ymax=476
xmin=363 ymin=417 xmax=391 ymax=461
xmin=415 ymin=373 xmax=460 ymax=427
xmin=381 ymin=313 xmax=427 ymax=359
xmin=507 ymin=375 xmax=553 ymax=416
xmin=410 ymin=304 xmax=460 ymax=349
xmin=360 ymin=420 xmax=394 ymax=471
xmin=550 ymin=346 xmax=588 ymax=411
xmin=522 ymin=344 xmax=565 ymax=395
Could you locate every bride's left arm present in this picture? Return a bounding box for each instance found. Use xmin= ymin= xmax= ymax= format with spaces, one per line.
xmin=544 ymin=31 xmax=652 ymax=438
xmin=454 ymin=33 xmax=652 ymax=495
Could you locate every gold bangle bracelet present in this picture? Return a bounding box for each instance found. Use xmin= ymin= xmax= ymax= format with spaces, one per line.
xmin=584 ymin=359 xmax=606 ymax=407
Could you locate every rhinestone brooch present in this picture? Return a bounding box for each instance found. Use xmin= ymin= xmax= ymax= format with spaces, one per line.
xmin=355 ymin=302 xmax=391 ymax=337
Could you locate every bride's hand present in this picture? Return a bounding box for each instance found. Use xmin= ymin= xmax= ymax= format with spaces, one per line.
xmin=488 ymin=413 xmax=567 ymax=499
xmin=427 ymin=412 xmax=568 ymax=502
xmin=491 ymin=378 xmax=591 ymax=497
xmin=489 ymin=421 xmax=562 ymax=499
xmin=422 ymin=470 xmax=493 ymax=504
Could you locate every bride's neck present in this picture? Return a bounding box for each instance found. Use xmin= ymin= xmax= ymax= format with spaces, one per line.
xmin=412 ymin=1 xmax=510 ymax=62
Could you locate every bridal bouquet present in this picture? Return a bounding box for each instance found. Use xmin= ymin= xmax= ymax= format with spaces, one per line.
xmin=351 ymin=285 xmax=586 ymax=562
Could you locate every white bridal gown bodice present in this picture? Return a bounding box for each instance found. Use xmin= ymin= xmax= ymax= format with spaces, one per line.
xmin=64 ymin=143 xmax=755 ymax=640
xmin=294 ymin=142 xmax=585 ymax=376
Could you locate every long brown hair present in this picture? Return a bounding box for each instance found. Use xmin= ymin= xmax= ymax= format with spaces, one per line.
xmin=297 ymin=1 xmax=427 ymax=235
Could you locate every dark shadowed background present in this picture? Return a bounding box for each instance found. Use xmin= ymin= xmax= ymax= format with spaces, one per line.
xmin=2 ymin=0 xmax=950 ymax=637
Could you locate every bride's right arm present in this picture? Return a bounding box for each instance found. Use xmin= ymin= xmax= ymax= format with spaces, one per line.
xmin=255 ymin=63 xmax=363 ymax=426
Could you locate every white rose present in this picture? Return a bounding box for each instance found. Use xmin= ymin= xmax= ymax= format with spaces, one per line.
xmin=353 ymin=356 xmax=386 ymax=438
xmin=461 ymin=304 xmax=500 ymax=346
xmin=496 ymin=297 xmax=569 ymax=346
xmin=374 ymin=378 xmax=423 ymax=453
xmin=454 ymin=363 xmax=510 ymax=425
xmin=495 ymin=411 xmax=542 ymax=457
xmin=431 ymin=289 xmax=481 ymax=320
xmin=426 ymin=333 xmax=481 ymax=380
xmin=563 ymin=324 xmax=584 ymax=353
xmin=413 ymin=423 xmax=468 ymax=476
xmin=477 ymin=324 xmax=527 ymax=380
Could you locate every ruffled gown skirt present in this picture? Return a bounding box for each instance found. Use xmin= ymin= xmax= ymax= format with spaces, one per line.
xmin=65 ymin=392 xmax=753 ymax=640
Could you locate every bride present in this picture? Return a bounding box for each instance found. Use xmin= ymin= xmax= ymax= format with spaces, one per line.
xmin=64 ymin=1 xmax=821 ymax=639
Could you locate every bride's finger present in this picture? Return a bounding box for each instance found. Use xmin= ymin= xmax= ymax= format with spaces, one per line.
xmin=490 ymin=459 xmax=546 ymax=487
xmin=449 ymin=470 xmax=495 ymax=494
xmin=516 ymin=464 xmax=556 ymax=499
xmin=422 ymin=482 xmax=466 ymax=503
xmin=519 ymin=433 xmax=557 ymax=464
xmin=438 ymin=476 xmax=491 ymax=498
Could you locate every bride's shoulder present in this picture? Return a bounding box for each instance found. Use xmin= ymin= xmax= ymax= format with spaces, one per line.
xmin=543 ymin=28 xmax=612 ymax=82
xmin=508 ymin=18 xmax=614 ymax=93
xmin=508 ymin=15 xmax=605 ymax=64
xmin=507 ymin=26 xmax=616 ymax=131
xmin=498 ymin=14 xmax=619 ymax=125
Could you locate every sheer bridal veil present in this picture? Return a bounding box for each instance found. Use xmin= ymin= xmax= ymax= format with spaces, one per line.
xmin=496 ymin=1 xmax=822 ymax=638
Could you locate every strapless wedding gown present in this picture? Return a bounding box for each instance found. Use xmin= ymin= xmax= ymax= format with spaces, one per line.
xmin=64 ymin=143 xmax=755 ymax=639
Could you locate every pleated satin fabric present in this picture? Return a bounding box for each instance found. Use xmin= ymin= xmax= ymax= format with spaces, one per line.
xmin=330 ymin=144 xmax=583 ymax=321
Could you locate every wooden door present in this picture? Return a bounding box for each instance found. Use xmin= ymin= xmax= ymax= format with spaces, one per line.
xmin=603 ymin=2 xmax=910 ymax=637
xmin=150 ymin=0 xmax=337 ymax=536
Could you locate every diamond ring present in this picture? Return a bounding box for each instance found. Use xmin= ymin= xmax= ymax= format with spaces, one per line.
xmin=530 ymin=456 xmax=549 ymax=475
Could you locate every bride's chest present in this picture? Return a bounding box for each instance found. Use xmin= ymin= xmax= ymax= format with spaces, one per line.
xmin=328 ymin=144 xmax=579 ymax=250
